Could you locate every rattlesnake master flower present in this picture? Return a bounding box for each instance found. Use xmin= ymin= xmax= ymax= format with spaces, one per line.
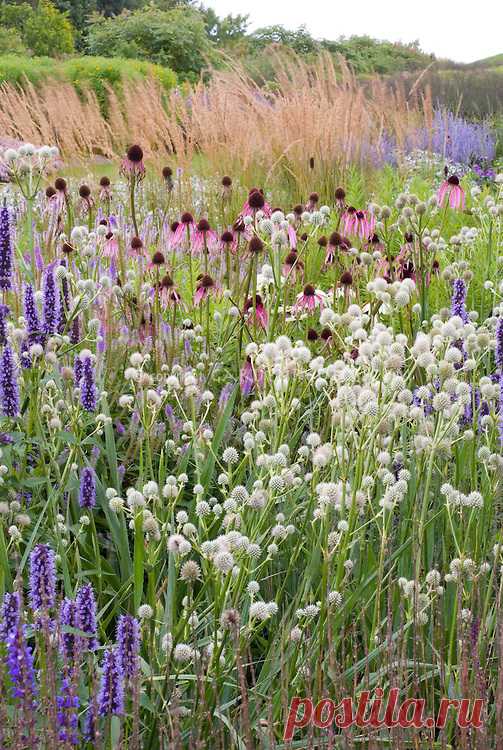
xmin=117 ymin=614 xmax=140 ymax=680
xmin=451 ymin=278 xmax=468 ymax=323
xmin=42 ymin=266 xmax=59 ymax=336
xmin=75 ymin=583 xmax=98 ymax=651
xmin=79 ymin=467 xmax=97 ymax=509
xmin=0 ymin=203 xmax=13 ymax=290
xmin=0 ymin=345 xmax=20 ymax=418
xmin=98 ymin=648 xmax=124 ymax=716
xmin=29 ymin=544 xmax=56 ymax=612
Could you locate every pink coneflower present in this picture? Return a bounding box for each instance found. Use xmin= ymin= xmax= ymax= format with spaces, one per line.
xmin=194 ymin=274 xmax=218 ymax=305
xmin=241 ymin=188 xmax=272 ymax=218
xmin=48 ymin=177 xmax=67 ymax=214
xmin=324 ymin=231 xmax=349 ymax=267
xmin=287 ymin=224 xmax=297 ymax=250
xmin=159 ymin=275 xmax=183 ymax=309
xmin=438 ymin=174 xmax=465 ymax=209
xmin=294 ymin=284 xmax=326 ymax=313
xmin=282 ymin=251 xmax=304 ymax=281
xmin=342 ymin=207 xmax=375 ymax=238
xmin=103 ymin=231 xmax=119 ymax=259
xmin=221 ymin=175 xmax=232 ymax=200
xmin=128 ymin=236 xmax=147 ymax=258
xmin=78 ymin=184 xmax=94 ymax=215
xmin=240 ymin=356 xmax=264 ymax=396
xmin=305 ymin=192 xmax=319 ymax=212
xmin=171 ymin=212 xmax=195 ymax=249
xmin=120 ymin=145 xmax=145 ymax=181
xmin=191 ymin=218 xmax=218 ymax=255
xmin=244 ymin=294 xmax=268 ymax=330
xmin=99 ymin=176 xmax=112 ymax=202
xmin=334 ymin=187 xmax=346 ymax=210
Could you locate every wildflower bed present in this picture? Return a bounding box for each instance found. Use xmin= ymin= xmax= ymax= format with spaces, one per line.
xmin=0 ymin=142 xmax=502 ymax=749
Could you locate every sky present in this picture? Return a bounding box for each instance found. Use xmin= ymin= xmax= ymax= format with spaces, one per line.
xmin=205 ymin=0 xmax=503 ymax=64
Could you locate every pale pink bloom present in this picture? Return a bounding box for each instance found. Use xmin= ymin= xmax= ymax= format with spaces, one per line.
xmin=294 ymin=284 xmax=326 ymax=313
xmin=240 ymin=188 xmax=272 ymax=218
xmin=240 ymin=357 xmax=264 ymax=396
xmin=244 ymin=295 xmax=268 ymax=330
xmin=282 ymin=252 xmax=304 ymax=281
xmin=342 ymin=207 xmax=375 ymax=238
xmin=120 ymin=145 xmax=145 ymax=182
xmin=438 ymin=175 xmax=465 ymax=209
xmin=103 ymin=232 xmax=119 ymax=259
xmin=287 ymin=225 xmax=297 ymax=250
xmin=191 ymin=220 xmax=218 ymax=256
xmin=194 ymin=275 xmax=219 ymax=306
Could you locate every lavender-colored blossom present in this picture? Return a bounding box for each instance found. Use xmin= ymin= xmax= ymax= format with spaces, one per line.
xmin=499 ymin=373 xmax=503 ymax=447
xmin=29 ymin=543 xmax=56 ymax=612
xmin=410 ymin=110 xmax=496 ymax=165
xmin=0 ymin=591 xmax=20 ymax=641
xmin=79 ymin=466 xmax=96 ymax=509
xmin=6 ymin=626 xmax=37 ymax=710
xmin=42 ymin=265 xmax=60 ymax=336
xmin=97 ymin=648 xmax=124 ymax=716
xmin=0 ymin=303 xmax=9 ymax=345
xmin=80 ymin=355 xmax=97 ymax=412
xmin=60 ymin=598 xmax=79 ymax=661
xmin=0 ymin=345 xmax=20 ymax=418
xmin=70 ymin=316 xmax=80 ymax=345
xmin=496 ymin=317 xmax=503 ymax=370
xmin=451 ymin=278 xmax=468 ymax=323
xmin=117 ymin=614 xmax=140 ymax=680
xmin=56 ymin=677 xmax=79 ymax=745
xmin=58 ymin=264 xmax=70 ymax=334
xmin=0 ymin=203 xmax=13 ymax=291
xmin=75 ymin=583 xmax=98 ymax=651
xmin=24 ymin=283 xmax=44 ymax=346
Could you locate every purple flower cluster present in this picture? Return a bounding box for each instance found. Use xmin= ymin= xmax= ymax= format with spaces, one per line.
xmin=117 ymin=614 xmax=140 ymax=680
xmin=0 ymin=591 xmax=20 ymax=641
xmin=80 ymin=355 xmax=97 ymax=412
xmin=411 ymin=110 xmax=496 ymax=165
xmin=0 ymin=303 xmax=9 ymax=345
xmin=0 ymin=345 xmax=20 ymax=418
xmin=97 ymin=648 xmax=124 ymax=716
xmin=24 ymin=283 xmax=44 ymax=346
xmin=75 ymin=583 xmax=99 ymax=651
xmin=42 ymin=265 xmax=60 ymax=336
xmin=451 ymin=278 xmax=468 ymax=323
xmin=6 ymin=627 xmax=37 ymax=710
xmin=0 ymin=203 xmax=13 ymax=291
xmin=60 ymin=598 xmax=79 ymax=661
xmin=79 ymin=466 xmax=97 ymax=509
xmin=29 ymin=544 xmax=56 ymax=612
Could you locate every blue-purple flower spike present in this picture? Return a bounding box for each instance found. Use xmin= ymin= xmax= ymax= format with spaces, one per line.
xmin=0 ymin=303 xmax=10 ymax=345
xmin=42 ymin=265 xmax=60 ymax=336
xmin=24 ymin=283 xmax=44 ymax=346
xmin=79 ymin=466 xmax=97 ymax=509
xmin=0 ymin=591 xmax=20 ymax=641
xmin=80 ymin=355 xmax=97 ymax=412
xmin=75 ymin=583 xmax=99 ymax=651
xmin=97 ymin=648 xmax=124 ymax=716
xmin=117 ymin=614 xmax=140 ymax=681
xmin=0 ymin=202 xmax=13 ymax=291
xmin=29 ymin=544 xmax=56 ymax=612
xmin=451 ymin=278 xmax=468 ymax=323
xmin=0 ymin=345 xmax=20 ymax=418
xmin=496 ymin=317 xmax=503 ymax=370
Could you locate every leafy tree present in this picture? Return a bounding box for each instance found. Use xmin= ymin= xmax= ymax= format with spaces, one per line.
xmin=202 ymin=7 xmax=249 ymax=46
xmin=247 ymin=25 xmax=320 ymax=56
xmin=0 ymin=0 xmax=74 ymax=57
xmin=86 ymin=4 xmax=214 ymax=79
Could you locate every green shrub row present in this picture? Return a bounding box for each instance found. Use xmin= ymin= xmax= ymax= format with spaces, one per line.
xmin=0 ymin=54 xmax=177 ymax=109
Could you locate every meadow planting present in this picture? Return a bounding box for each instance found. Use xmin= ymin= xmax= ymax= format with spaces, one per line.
xmin=0 ymin=57 xmax=502 ymax=749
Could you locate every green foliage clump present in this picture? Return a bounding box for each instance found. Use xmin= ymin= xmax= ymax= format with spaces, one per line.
xmin=0 ymin=0 xmax=74 ymax=57
xmin=86 ymin=5 xmax=215 ymax=80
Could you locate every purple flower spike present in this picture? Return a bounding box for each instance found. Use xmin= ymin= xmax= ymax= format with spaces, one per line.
xmin=0 ymin=203 xmax=13 ymax=291
xmin=6 ymin=626 xmax=38 ymax=711
xmin=42 ymin=265 xmax=60 ymax=336
xmin=0 ymin=591 xmax=20 ymax=641
xmin=75 ymin=583 xmax=98 ymax=651
xmin=117 ymin=614 xmax=140 ymax=681
xmin=29 ymin=544 xmax=56 ymax=612
xmin=80 ymin=355 xmax=97 ymax=412
xmin=0 ymin=345 xmax=20 ymax=418
xmin=0 ymin=303 xmax=10 ymax=345
xmin=60 ymin=598 xmax=79 ymax=661
xmin=451 ymin=278 xmax=468 ymax=323
xmin=79 ymin=466 xmax=97 ymax=509
xmin=97 ymin=648 xmax=124 ymax=716
xmin=496 ymin=317 xmax=503 ymax=370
